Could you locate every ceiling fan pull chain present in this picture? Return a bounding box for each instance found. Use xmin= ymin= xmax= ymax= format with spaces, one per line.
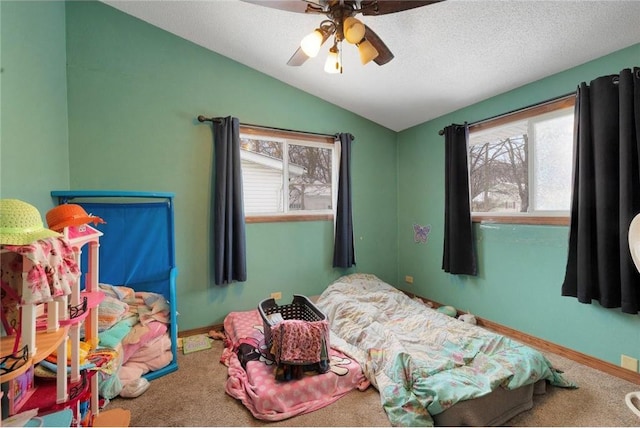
xmin=339 ymin=40 xmax=344 ymax=74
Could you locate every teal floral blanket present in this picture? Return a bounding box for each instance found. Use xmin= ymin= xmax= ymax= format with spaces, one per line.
xmin=316 ymin=274 xmax=575 ymax=427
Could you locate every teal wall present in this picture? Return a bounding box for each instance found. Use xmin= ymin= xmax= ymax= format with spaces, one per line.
xmin=0 ymin=1 xmax=70 ymax=214
xmin=63 ymin=1 xmax=398 ymax=331
xmin=396 ymin=43 xmax=640 ymax=367
xmin=2 ymin=0 xmax=637 ymax=369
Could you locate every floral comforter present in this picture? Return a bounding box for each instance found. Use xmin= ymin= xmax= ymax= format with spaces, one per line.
xmin=316 ymin=273 xmax=575 ymax=427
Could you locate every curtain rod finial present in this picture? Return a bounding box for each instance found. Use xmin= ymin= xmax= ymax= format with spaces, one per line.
xmin=197 ymin=115 xmax=207 ymax=122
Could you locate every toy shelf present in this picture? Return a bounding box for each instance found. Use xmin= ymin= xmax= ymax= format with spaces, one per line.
xmin=2 ymin=220 xmax=108 ymax=425
xmin=58 ymin=292 xmax=104 ymax=327
xmin=0 ymin=327 xmax=68 ymax=384
xmin=19 ymin=369 xmax=96 ymax=416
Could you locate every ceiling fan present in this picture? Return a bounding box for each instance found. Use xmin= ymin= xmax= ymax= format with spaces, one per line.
xmin=243 ymin=0 xmax=443 ymax=73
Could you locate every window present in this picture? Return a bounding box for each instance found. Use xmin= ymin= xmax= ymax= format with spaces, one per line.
xmin=239 ymin=126 xmax=338 ymax=223
xmin=467 ymin=96 xmax=575 ymax=225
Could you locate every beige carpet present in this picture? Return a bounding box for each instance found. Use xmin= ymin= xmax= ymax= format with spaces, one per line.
xmin=110 ymin=339 xmax=640 ymax=426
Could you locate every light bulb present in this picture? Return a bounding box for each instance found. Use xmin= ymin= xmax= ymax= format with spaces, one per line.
xmin=300 ymin=29 xmax=324 ymax=57
xmin=343 ymin=17 xmax=365 ymax=44
xmin=357 ymin=39 xmax=379 ymax=65
xmin=324 ymin=46 xmax=341 ymax=74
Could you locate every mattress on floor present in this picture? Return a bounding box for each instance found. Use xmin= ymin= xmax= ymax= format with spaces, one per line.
xmin=316 ymin=273 xmax=575 ymax=426
xmin=433 ymin=379 xmax=546 ymax=426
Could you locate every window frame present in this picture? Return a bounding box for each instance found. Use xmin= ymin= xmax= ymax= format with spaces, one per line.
xmin=468 ymin=95 xmax=575 ymax=226
xmin=239 ymin=125 xmax=337 ymax=224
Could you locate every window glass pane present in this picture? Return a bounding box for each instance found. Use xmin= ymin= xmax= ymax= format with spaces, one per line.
xmin=469 ymin=133 xmax=528 ymax=213
xmin=288 ymin=144 xmax=333 ymax=211
xmin=240 ymin=137 xmax=284 ymax=214
xmin=239 ymin=131 xmax=335 ymax=218
xmin=532 ymin=111 xmax=573 ymax=211
xmin=469 ymin=100 xmax=574 ymax=218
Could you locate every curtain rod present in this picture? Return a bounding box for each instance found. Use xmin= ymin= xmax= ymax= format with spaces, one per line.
xmin=437 ymin=91 xmax=576 ymax=136
xmin=197 ymin=115 xmax=337 ymax=139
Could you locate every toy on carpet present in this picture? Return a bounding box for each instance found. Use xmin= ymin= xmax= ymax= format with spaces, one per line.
xmin=436 ymin=305 xmax=457 ymax=317
xmin=208 ymin=330 xmax=225 ymax=340
xmin=119 ymin=377 xmax=150 ymax=398
xmin=181 ymin=334 xmax=213 ymax=354
xmin=458 ymin=313 xmax=477 ymax=325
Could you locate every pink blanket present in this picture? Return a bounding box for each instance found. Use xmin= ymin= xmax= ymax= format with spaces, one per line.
xmin=221 ymin=309 xmax=369 ymax=421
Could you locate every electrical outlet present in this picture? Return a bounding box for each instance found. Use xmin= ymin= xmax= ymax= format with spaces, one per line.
xmin=405 ymin=275 xmax=414 ymax=284
xmin=621 ymin=354 xmax=639 ymax=371
xmin=270 ymin=291 xmax=282 ymax=300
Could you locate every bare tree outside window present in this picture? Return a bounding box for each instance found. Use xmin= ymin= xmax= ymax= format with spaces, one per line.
xmin=288 ymin=145 xmax=332 ymax=211
xmin=241 ymin=138 xmax=283 ymax=160
xmin=469 ymin=135 xmax=528 ymax=213
xmin=467 ymin=101 xmax=574 ymax=219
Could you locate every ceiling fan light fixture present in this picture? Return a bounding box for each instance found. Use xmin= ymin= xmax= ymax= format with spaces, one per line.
xmin=300 ymin=28 xmax=325 ymax=57
xmin=343 ymin=17 xmax=365 ymax=44
xmin=324 ymin=43 xmax=341 ymax=74
xmin=357 ymin=38 xmax=379 ymax=65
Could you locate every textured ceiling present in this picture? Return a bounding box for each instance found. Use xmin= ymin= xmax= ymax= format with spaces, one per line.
xmin=102 ymin=0 xmax=640 ymax=131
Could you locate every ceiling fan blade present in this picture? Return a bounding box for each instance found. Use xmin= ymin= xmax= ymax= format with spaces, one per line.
xmin=287 ymin=47 xmax=311 ymax=66
xmin=364 ymin=25 xmax=394 ymax=65
xmin=360 ymin=0 xmax=443 ymax=16
xmin=240 ymin=0 xmax=327 ymax=14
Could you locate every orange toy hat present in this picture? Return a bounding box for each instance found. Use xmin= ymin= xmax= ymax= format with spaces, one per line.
xmin=46 ymin=204 xmax=106 ymax=232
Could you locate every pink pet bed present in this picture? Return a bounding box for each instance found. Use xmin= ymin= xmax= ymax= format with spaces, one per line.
xmin=221 ymin=309 xmax=369 ymax=421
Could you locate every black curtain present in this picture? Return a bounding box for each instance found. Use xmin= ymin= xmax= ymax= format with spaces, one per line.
xmin=562 ymin=67 xmax=640 ymax=314
xmin=333 ymin=133 xmax=356 ymax=268
xmin=442 ymin=124 xmax=477 ymax=275
xmin=211 ymin=116 xmax=247 ymax=285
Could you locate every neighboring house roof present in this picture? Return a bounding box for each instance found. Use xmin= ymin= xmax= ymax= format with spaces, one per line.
xmin=240 ymin=149 xmax=305 ymax=176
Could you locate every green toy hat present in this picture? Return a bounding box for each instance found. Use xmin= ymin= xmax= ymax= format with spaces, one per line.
xmin=0 ymin=199 xmax=62 ymax=245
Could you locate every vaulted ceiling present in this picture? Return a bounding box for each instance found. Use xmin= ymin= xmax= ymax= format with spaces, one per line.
xmin=102 ymin=0 xmax=640 ymax=131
